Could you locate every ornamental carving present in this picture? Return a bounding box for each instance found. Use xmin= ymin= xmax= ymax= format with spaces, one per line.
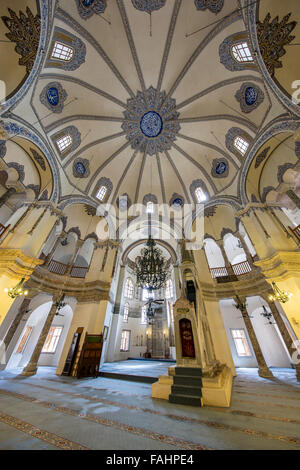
xmin=211 ymin=159 xmax=229 ymax=178
xmin=73 ymin=158 xmax=90 ymax=179
xmin=46 ymin=27 xmax=86 ymax=72
xmin=225 ymin=127 xmax=252 ymax=157
xmin=0 ymin=140 xmax=7 ymax=159
xmin=1 ymin=8 xmax=41 ymax=75
xmin=7 ymin=162 xmax=25 ymax=182
xmin=254 ymin=146 xmax=270 ymax=169
xmin=40 ymin=82 xmax=67 ymax=114
xmin=76 ymin=0 xmax=107 ymax=19
xmin=194 ymin=0 xmax=224 ymax=14
xmin=122 ymin=86 xmax=180 ymax=156
xmin=84 ymin=205 xmax=97 ymax=216
xmin=277 ymin=163 xmax=294 ymax=184
xmin=235 ymin=82 xmax=264 ymax=114
xmin=31 ymin=148 xmax=46 ymax=171
xmin=219 ymin=32 xmax=256 ymax=72
xmin=257 ymin=13 xmax=297 ymax=77
xmin=131 ymin=0 xmax=166 ymax=13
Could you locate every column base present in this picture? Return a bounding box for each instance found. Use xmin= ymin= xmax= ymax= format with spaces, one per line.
xmin=258 ymin=367 xmax=274 ymax=379
xmin=20 ymin=367 xmax=37 ymax=377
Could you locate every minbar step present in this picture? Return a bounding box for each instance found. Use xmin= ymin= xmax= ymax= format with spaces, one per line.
xmin=174 ymin=375 xmax=202 ymax=387
xmin=169 ymin=393 xmax=203 ymax=407
xmin=171 ymin=384 xmax=202 ymax=397
xmin=175 ymin=367 xmax=202 ymax=377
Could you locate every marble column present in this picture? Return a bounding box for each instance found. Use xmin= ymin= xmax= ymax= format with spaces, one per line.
xmin=236 ymin=233 xmax=254 ymax=264
xmin=3 ymin=297 xmax=31 ymax=350
xmin=262 ymin=294 xmax=300 ymax=382
xmin=0 ymin=187 xmax=16 ymax=208
xmin=234 ymin=296 xmax=274 ymax=379
xmin=44 ymin=233 xmax=64 ymax=266
xmin=65 ymin=241 xmax=83 ymax=275
xmin=21 ymin=292 xmax=63 ymax=377
xmin=218 ymin=242 xmax=235 ymax=276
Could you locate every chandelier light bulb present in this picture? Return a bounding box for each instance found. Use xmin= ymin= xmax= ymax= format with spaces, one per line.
xmin=4 ymin=278 xmax=29 ymax=300
xmin=269 ymin=282 xmax=292 ymax=304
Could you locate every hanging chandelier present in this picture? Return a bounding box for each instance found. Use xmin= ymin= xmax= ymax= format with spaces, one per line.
xmin=135 ymin=236 xmax=168 ymax=292
xmin=4 ymin=278 xmax=29 ymax=299
xmin=268 ymin=282 xmax=292 ymax=304
xmin=261 ymin=305 xmax=274 ymax=325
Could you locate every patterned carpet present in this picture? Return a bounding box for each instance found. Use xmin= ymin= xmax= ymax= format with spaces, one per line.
xmin=0 ymin=366 xmax=299 ymax=450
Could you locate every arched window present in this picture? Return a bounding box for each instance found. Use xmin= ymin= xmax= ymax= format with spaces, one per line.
xmin=123 ymin=303 xmax=129 ymax=323
xmin=96 ymin=185 xmax=107 ymax=202
xmin=195 ymin=187 xmax=207 ymax=203
xmin=165 ymin=279 xmax=174 ymax=299
xmin=56 ymin=134 xmax=72 ymax=153
xmin=141 ymin=305 xmax=147 ymax=324
xmin=231 ymin=42 xmax=253 ymax=63
xmin=146 ymin=201 xmax=154 ymax=214
xmin=124 ymin=278 xmax=134 ymax=299
xmin=234 ymin=136 xmax=249 ymax=156
xmin=51 ymin=41 xmax=74 ymax=62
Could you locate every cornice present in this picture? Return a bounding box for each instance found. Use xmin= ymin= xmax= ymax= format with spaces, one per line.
xmin=0 ymin=249 xmax=44 ymax=280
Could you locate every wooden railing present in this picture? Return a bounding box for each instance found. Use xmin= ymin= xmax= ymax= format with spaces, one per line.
xmin=48 ymin=259 xmax=68 ymax=276
xmin=70 ymin=265 xmax=89 ymax=279
xmin=210 ymin=266 xmax=228 ymax=279
xmin=232 ymin=260 xmax=252 ymax=276
xmin=47 ymin=259 xmax=88 ymax=279
xmin=0 ymin=223 xmax=10 ymax=238
xmin=210 ymin=259 xmax=253 ymax=279
xmin=290 ymin=224 xmax=300 ymax=241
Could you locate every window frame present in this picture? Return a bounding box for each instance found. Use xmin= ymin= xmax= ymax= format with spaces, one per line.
xmin=141 ymin=305 xmax=147 ymax=324
xmin=96 ymin=185 xmax=108 ymax=202
xmin=123 ymin=303 xmax=129 ymax=323
xmin=231 ymin=42 xmax=254 ymax=64
xmin=51 ymin=41 xmax=74 ymax=62
xmin=195 ymin=187 xmax=207 ymax=203
xmin=233 ymin=136 xmax=249 ymax=156
xmin=120 ymin=330 xmax=131 ymax=352
xmin=56 ymin=134 xmax=73 ymax=154
xmin=165 ymin=279 xmax=174 ymax=300
xmin=124 ymin=279 xmax=134 ymax=299
xmin=41 ymin=326 xmax=63 ymax=355
xmin=16 ymin=326 xmax=33 ymax=354
xmin=230 ymin=328 xmax=252 ymax=358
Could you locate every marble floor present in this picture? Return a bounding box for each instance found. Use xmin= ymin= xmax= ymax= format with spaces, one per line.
xmin=0 ymin=365 xmax=299 ymax=450
xmin=99 ymin=359 xmax=175 ymax=382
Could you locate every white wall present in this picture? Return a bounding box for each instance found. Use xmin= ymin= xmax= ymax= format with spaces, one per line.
xmin=220 ymin=297 xmax=291 ymax=369
xmin=7 ymin=300 xmax=74 ymax=369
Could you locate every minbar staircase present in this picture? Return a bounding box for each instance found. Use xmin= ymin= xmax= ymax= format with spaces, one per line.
xmin=169 ymin=367 xmax=203 ymax=407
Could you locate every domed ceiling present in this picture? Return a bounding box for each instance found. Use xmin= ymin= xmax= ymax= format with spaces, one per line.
xmin=3 ymin=0 xmax=299 ymax=210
